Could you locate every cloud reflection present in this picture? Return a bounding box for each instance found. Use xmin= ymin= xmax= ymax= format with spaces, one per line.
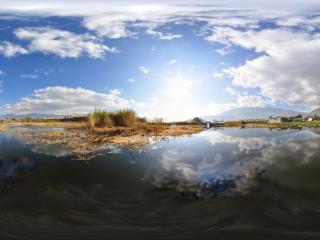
xmin=145 ymin=128 xmax=320 ymax=198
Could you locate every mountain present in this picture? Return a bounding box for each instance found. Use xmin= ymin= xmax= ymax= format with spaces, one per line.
xmin=0 ymin=113 xmax=61 ymax=120
xmin=202 ymin=107 xmax=302 ymax=121
xmin=308 ymin=108 xmax=320 ymax=116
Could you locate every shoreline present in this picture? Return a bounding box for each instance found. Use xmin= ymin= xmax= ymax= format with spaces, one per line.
xmin=0 ymin=122 xmax=204 ymax=159
xmin=239 ymin=123 xmax=320 ymax=129
xmin=1 ymin=121 xmax=319 ymax=159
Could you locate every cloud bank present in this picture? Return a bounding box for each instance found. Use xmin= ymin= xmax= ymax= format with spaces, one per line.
xmin=4 ymin=86 xmax=141 ymax=114
xmin=207 ymin=27 xmax=320 ymax=110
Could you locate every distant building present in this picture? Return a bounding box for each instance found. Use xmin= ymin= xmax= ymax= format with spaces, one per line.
xmin=307 ymin=115 xmax=320 ymax=121
xmin=289 ymin=114 xmax=303 ymax=122
xmin=208 ymin=121 xmax=224 ymax=128
xmin=268 ymin=114 xmax=304 ymax=123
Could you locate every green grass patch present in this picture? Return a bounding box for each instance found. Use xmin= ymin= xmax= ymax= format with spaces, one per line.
xmin=245 ymin=121 xmax=320 ymax=126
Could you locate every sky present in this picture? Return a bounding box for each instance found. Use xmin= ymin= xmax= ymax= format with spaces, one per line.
xmin=0 ymin=0 xmax=320 ymax=121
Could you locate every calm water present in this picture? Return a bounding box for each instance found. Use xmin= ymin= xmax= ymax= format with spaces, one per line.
xmin=1 ymin=128 xmax=320 ymax=239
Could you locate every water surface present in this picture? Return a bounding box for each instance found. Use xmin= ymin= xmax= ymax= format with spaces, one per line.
xmin=1 ymin=128 xmax=320 ymax=239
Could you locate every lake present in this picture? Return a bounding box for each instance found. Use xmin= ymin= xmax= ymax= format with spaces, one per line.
xmin=1 ymin=127 xmax=320 ymax=239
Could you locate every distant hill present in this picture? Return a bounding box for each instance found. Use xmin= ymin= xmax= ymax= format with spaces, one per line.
xmin=0 ymin=113 xmax=62 ymax=120
xmin=201 ymin=107 xmax=302 ymax=121
xmin=309 ymin=108 xmax=320 ymax=116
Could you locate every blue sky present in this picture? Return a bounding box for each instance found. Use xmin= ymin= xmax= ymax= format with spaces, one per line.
xmin=0 ymin=0 xmax=319 ymax=120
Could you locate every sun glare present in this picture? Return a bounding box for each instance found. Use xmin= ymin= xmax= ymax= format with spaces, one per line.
xmin=164 ymin=72 xmax=194 ymax=99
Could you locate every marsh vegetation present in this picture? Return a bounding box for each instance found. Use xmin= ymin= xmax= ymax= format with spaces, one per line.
xmin=88 ymin=109 xmax=139 ymax=128
xmin=0 ymin=110 xmax=204 ymax=159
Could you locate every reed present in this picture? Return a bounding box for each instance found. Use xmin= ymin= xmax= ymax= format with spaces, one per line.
xmin=109 ymin=110 xmax=138 ymax=127
xmin=88 ymin=110 xmax=113 ymax=128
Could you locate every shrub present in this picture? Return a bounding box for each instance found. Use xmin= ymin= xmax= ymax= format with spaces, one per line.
xmin=190 ymin=117 xmax=203 ymax=125
xmin=109 ymin=110 xmax=138 ymax=127
xmin=88 ymin=110 xmax=113 ymax=128
xmin=137 ymin=117 xmax=147 ymax=123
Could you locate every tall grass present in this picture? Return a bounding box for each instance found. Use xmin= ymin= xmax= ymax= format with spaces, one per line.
xmin=109 ymin=110 xmax=138 ymax=127
xmin=148 ymin=117 xmax=165 ymax=135
xmin=88 ymin=109 xmax=138 ymax=128
xmin=88 ymin=110 xmax=113 ymax=128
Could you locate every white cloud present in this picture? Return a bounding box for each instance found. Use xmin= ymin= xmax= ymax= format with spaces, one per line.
xmin=216 ymin=46 xmax=233 ymax=56
xmin=1 ymin=1 xmax=318 ymax=16
xmin=1 ymin=1 xmax=285 ymax=41
xmin=169 ymin=59 xmax=177 ymax=64
xmin=1 ymin=2 xmax=318 ymax=44
xmin=0 ymin=41 xmax=28 ymax=57
xmin=213 ymin=72 xmax=225 ymax=79
xmin=1 ymin=1 xmax=320 ymax=43
xmin=82 ymin=7 xmax=187 ymax=39
xmin=83 ymin=14 xmax=134 ymax=39
xmin=110 ymin=89 xmax=121 ymax=95
xmin=276 ymin=16 xmax=320 ymax=30
xmin=204 ymin=16 xmax=261 ymax=30
xmin=20 ymin=74 xmax=39 ymax=79
xmin=207 ymin=27 xmax=320 ymax=110
xmin=4 ymin=86 xmax=135 ymax=114
xmin=15 ymin=27 xmax=117 ymax=59
xmin=128 ymin=78 xmax=135 ymax=83
xmin=139 ymin=65 xmax=149 ymax=74
xmin=146 ymin=29 xmax=182 ymax=40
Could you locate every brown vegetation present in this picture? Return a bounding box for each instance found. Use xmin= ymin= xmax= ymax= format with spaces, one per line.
xmin=3 ymin=120 xmax=204 ymax=159
xmin=1 ymin=109 xmax=206 ymax=159
xmin=88 ymin=110 xmax=113 ymax=128
xmin=109 ymin=110 xmax=138 ymax=127
xmin=0 ymin=123 xmax=7 ymax=131
xmin=87 ymin=109 xmax=139 ymax=129
xmin=223 ymin=120 xmax=244 ymax=127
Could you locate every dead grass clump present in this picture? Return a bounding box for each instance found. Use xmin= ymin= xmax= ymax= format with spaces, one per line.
xmin=109 ymin=110 xmax=138 ymax=127
xmin=88 ymin=110 xmax=113 ymax=128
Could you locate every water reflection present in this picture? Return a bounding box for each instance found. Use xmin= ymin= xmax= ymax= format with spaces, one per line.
xmin=144 ymin=128 xmax=320 ymax=197
xmin=248 ymin=129 xmax=320 ymax=193
xmin=31 ymin=144 xmax=71 ymax=157
xmin=1 ymin=128 xmax=320 ymax=238
xmin=0 ymin=134 xmax=34 ymax=191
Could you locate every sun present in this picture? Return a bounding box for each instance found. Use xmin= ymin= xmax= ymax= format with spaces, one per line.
xmin=164 ymin=71 xmax=194 ymax=99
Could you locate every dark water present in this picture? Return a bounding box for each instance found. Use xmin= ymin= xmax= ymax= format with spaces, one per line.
xmin=1 ymin=128 xmax=320 ymax=239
